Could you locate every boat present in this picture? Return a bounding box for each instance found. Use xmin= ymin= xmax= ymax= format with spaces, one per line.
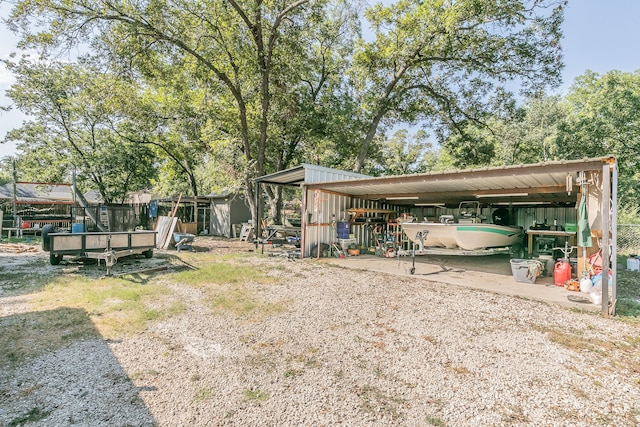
xmin=399 ymin=202 xmax=523 ymax=251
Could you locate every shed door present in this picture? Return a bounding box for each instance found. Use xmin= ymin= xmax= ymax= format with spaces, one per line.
xmin=211 ymin=201 xmax=231 ymax=237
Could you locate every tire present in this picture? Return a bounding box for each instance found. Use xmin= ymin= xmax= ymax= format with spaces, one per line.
xmin=50 ymin=253 xmax=62 ymax=265
xmin=143 ymin=249 xmax=153 ymax=259
xmin=41 ymin=224 xmax=55 ymax=252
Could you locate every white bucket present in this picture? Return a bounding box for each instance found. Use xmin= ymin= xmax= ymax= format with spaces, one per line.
xmin=627 ymin=257 xmax=640 ymax=272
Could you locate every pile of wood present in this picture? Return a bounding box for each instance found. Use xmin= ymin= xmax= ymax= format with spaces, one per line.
xmin=155 ymin=194 xmax=183 ymax=249
xmin=0 ymin=243 xmax=40 ymax=253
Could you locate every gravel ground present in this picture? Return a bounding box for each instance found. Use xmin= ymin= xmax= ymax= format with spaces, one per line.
xmin=1 ymin=239 xmax=639 ymax=426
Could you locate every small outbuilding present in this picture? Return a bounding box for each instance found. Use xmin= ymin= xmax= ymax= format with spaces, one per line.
xmin=255 ymin=156 xmax=619 ymax=315
xmin=209 ymin=190 xmax=253 ymax=238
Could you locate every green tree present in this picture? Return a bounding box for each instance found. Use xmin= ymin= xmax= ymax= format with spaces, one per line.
xmin=0 ymin=157 xmax=15 ymax=185
xmin=445 ymin=95 xmax=568 ymax=168
xmin=350 ymin=0 xmax=565 ymax=172
xmin=10 ymin=0 xmax=361 ymax=222
xmin=3 ymin=58 xmax=157 ymax=203
xmin=363 ymin=129 xmax=430 ymax=176
xmin=556 ymin=70 xmax=640 ymax=208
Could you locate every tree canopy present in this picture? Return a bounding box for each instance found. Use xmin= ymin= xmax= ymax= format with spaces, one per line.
xmin=2 ymin=0 xmax=568 ymax=220
xmin=4 ymin=0 xmax=637 ymax=217
xmin=4 ymin=58 xmax=156 ymax=203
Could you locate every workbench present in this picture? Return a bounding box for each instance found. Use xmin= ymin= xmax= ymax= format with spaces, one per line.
xmin=525 ymin=229 xmax=576 ymax=256
xmin=346 ymin=208 xmax=398 ymax=224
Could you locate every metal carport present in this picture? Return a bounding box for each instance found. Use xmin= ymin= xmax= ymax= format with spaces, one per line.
xmin=255 ymin=156 xmax=618 ymax=315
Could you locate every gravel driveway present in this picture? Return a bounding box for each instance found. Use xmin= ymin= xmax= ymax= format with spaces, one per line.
xmin=1 ymin=240 xmax=639 ymax=426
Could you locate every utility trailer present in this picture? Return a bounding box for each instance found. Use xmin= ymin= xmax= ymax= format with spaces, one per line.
xmin=41 ymin=225 xmax=156 ymax=275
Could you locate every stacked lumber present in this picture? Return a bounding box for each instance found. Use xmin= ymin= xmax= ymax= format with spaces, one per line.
xmin=0 ymin=243 xmax=39 ymax=253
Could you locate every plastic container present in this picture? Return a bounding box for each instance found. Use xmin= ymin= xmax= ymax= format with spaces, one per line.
xmin=580 ymin=276 xmax=593 ymax=293
xmin=564 ymin=223 xmax=577 ymax=232
xmin=511 ymin=259 xmax=537 ymax=284
xmin=627 ymin=257 xmax=640 ymax=271
xmin=71 ymin=223 xmax=85 ymax=233
xmin=554 ymin=260 xmax=572 ymax=287
xmin=538 ymin=255 xmax=554 ymax=276
xmin=337 ymin=222 xmax=351 ymax=239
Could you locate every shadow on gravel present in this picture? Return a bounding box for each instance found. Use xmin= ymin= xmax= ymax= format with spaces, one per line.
xmin=405 ymin=253 xmax=514 ymax=276
xmin=0 ymin=307 xmax=156 ymax=426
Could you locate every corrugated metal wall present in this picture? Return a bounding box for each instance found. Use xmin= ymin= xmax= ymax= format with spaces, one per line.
xmin=302 ymin=165 xmax=377 ymax=256
xmin=302 ymin=189 xmax=402 ymax=257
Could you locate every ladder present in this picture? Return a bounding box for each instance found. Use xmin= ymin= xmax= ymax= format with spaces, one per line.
xmin=239 ymin=223 xmax=253 ymax=242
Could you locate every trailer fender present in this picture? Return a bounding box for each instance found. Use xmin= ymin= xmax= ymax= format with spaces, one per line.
xmin=41 ymin=224 xmax=54 ymax=252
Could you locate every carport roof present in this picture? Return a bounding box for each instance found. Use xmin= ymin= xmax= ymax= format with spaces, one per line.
xmin=305 ymin=156 xmax=616 ymax=206
xmin=255 ymin=163 xmax=368 ymax=186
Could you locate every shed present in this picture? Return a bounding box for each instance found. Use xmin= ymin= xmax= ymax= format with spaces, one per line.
xmin=209 ymin=190 xmax=252 ymax=238
xmin=0 ymin=182 xmax=76 ymax=231
xmin=255 ymin=156 xmax=619 ymax=315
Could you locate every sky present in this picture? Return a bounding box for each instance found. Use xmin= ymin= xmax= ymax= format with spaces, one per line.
xmin=1 ymin=0 xmax=639 ymax=159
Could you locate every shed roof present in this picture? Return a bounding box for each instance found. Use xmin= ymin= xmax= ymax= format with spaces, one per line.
xmin=255 ymin=163 xmax=369 ymax=186
xmin=0 ymin=182 xmax=75 ymax=205
xmin=305 ymin=156 xmax=616 ymax=206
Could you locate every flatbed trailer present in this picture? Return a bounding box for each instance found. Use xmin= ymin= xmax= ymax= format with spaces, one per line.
xmin=42 ymin=225 xmax=156 ymax=275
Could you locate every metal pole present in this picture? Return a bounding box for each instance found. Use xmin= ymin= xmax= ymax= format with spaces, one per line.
xmin=300 ymin=185 xmax=307 ymax=258
xmin=254 ymin=180 xmax=260 ymax=250
xmin=12 ymin=160 xmax=17 ymax=227
xmin=611 ymin=161 xmax=619 ymax=314
xmin=601 ymin=163 xmax=611 ymax=316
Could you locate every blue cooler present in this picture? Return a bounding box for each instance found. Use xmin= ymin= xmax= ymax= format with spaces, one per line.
xmin=337 ymin=222 xmax=351 ymax=239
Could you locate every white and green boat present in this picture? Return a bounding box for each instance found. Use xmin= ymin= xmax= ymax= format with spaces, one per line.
xmin=400 ymin=202 xmax=523 ymax=251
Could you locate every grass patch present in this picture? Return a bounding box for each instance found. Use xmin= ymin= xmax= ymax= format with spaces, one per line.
xmin=357 ymin=384 xmax=405 ymax=420
xmin=615 ymin=257 xmax=640 ymax=318
xmin=615 ymin=298 xmax=640 ymax=320
xmin=426 ymin=416 xmax=446 ymax=427
xmin=31 ymin=275 xmax=179 ymax=339
xmin=536 ymin=325 xmax=640 ymax=374
xmin=8 ymin=407 xmax=51 ymax=426
xmin=194 ymin=387 xmax=214 ymax=401
xmin=167 ymin=256 xmax=287 ymax=319
xmin=617 ymin=258 xmax=640 ymax=300
xmin=283 ymin=368 xmax=302 ymax=378
xmin=0 ymin=307 xmax=98 ymax=369
xmin=0 ymin=271 xmax=53 ymax=296
xmin=243 ymin=388 xmax=269 ymax=402
xmin=169 ymin=257 xmax=278 ymax=287
xmin=210 ymin=285 xmax=287 ymax=319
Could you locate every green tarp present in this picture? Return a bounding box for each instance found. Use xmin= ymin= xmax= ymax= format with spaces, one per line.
xmin=578 ymin=194 xmax=593 ymax=248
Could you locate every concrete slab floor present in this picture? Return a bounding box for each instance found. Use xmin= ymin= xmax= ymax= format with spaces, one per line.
xmin=324 ymin=253 xmax=601 ymax=312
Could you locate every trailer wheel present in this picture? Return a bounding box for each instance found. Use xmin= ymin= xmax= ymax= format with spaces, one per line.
xmin=42 ymin=224 xmax=54 ymax=252
xmin=143 ymin=249 xmax=153 ymax=259
xmin=50 ymin=253 xmax=63 ymax=265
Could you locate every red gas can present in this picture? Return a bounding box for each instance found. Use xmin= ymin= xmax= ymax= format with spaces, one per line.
xmin=554 ymin=260 xmax=571 ymax=287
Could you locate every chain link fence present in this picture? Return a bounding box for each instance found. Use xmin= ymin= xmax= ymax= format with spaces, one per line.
xmin=618 ymin=224 xmax=640 ymax=256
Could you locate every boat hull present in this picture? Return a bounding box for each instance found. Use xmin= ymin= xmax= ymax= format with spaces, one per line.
xmin=400 ymin=222 xmax=523 ymax=251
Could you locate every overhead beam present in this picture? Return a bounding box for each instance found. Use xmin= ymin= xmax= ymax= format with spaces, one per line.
xmin=355 ymin=185 xmax=569 ymax=201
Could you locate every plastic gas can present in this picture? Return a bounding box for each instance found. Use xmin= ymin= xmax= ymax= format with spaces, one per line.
xmin=554 ymin=260 xmax=571 ymax=287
